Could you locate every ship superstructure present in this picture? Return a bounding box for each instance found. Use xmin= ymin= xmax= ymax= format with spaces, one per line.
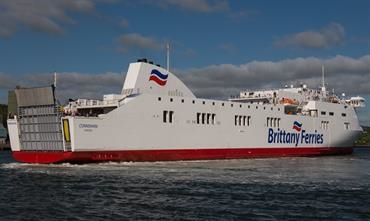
xmin=7 ymin=59 xmax=365 ymax=163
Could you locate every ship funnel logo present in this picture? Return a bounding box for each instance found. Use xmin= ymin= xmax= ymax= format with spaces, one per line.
xmin=292 ymin=121 xmax=302 ymax=132
xmin=149 ymin=69 xmax=168 ymax=86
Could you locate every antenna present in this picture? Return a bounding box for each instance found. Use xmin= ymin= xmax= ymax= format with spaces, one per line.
xmin=54 ymin=71 xmax=57 ymax=88
xmin=321 ymin=65 xmax=327 ymax=98
xmin=52 ymin=71 xmax=58 ymax=105
xmin=321 ymin=65 xmax=325 ymax=89
xmin=166 ymin=43 xmax=170 ymax=72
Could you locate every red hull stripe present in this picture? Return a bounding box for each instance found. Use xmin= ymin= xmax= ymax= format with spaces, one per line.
xmin=12 ymin=147 xmax=353 ymax=164
xmin=149 ymin=75 xmax=167 ymax=86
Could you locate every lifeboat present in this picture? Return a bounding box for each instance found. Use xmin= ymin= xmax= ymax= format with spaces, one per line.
xmin=280 ymin=98 xmax=298 ymax=106
xmin=328 ymin=96 xmax=339 ymax=103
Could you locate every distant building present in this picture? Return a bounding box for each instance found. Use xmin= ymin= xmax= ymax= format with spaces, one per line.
xmin=0 ymin=123 xmax=7 ymax=144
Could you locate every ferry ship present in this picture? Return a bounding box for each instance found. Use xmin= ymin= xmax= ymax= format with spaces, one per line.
xmin=7 ymin=59 xmax=365 ymax=163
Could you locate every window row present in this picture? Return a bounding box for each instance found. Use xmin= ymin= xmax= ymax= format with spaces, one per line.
xmin=157 ymin=97 xmax=280 ymax=111
xmin=321 ymin=111 xmax=347 ymax=117
xmin=321 ymin=111 xmax=333 ymax=116
xmin=235 ymin=115 xmax=251 ymax=126
xmin=267 ymin=117 xmax=281 ymax=128
xmin=197 ymin=113 xmax=216 ymax=125
xmin=321 ymin=121 xmax=329 ymax=130
xmin=266 ymin=117 xmax=281 ymax=127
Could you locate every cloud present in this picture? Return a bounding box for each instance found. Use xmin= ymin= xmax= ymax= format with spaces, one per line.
xmin=0 ymin=73 xmax=18 ymax=103
xmin=0 ymin=0 xmax=98 ymax=37
xmin=353 ymin=36 xmax=370 ymax=45
xmin=1 ymin=55 xmax=370 ymax=110
xmin=1 ymin=55 xmax=370 ymax=125
xmin=141 ymin=0 xmax=256 ymax=21
xmin=275 ymin=23 xmax=345 ymax=49
xmin=178 ymin=55 xmax=370 ymax=99
xmin=219 ymin=43 xmax=236 ymax=52
xmin=0 ymin=71 xmax=124 ymax=104
xmin=116 ymin=33 xmax=165 ymax=53
xmin=29 ymin=72 xmax=124 ymax=102
xmin=119 ymin=18 xmax=129 ymax=28
xmin=125 ymin=0 xmax=257 ymax=24
xmin=152 ymin=0 xmax=229 ymax=12
xmin=228 ymin=9 xmax=259 ymax=22
xmin=0 ymin=73 xmax=17 ymax=89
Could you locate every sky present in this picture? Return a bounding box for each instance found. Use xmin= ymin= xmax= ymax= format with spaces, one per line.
xmin=0 ymin=0 xmax=369 ymax=125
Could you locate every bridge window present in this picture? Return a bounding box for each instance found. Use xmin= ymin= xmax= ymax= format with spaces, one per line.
xmin=163 ymin=110 xmax=174 ymax=123
xmin=169 ymin=111 xmax=173 ymax=123
xmin=163 ymin=111 xmax=167 ymax=123
xmin=212 ymin=114 xmax=216 ymax=124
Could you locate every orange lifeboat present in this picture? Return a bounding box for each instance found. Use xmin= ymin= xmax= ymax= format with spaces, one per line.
xmin=279 ymin=98 xmax=298 ymax=106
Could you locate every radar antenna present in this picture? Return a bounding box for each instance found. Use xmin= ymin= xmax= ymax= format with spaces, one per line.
xmin=54 ymin=71 xmax=57 ymax=88
xmin=166 ymin=43 xmax=170 ymax=72
xmin=321 ymin=65 xmax=326 ymax=97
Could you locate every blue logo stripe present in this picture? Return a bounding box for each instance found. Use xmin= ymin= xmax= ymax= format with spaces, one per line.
xmin=293 ymin=121 xmax=302 ymax=127
xmin=151 ymin=69 xmax=168 ymax=80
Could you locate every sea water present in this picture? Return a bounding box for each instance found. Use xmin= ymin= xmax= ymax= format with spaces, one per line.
xmin=0 ymin=149 xmax=369 ymax=221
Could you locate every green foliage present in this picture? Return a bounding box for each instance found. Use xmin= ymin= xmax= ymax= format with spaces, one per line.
xmin=0 ymin=104 xmax=7 ymax=127
xmin=355 ymin=126 xmax=370 ymax=146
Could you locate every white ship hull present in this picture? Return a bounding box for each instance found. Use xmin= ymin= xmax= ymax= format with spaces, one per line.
xmin=7 ymin=61 xmax=363 ymax=163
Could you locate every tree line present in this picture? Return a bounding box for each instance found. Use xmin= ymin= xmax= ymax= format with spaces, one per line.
xmin=0 ymin=104 xmax=7 ymax=128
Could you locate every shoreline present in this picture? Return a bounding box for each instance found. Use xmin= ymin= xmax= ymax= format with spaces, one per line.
xmin=0 ymin=144 xmax=10 ymax=151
